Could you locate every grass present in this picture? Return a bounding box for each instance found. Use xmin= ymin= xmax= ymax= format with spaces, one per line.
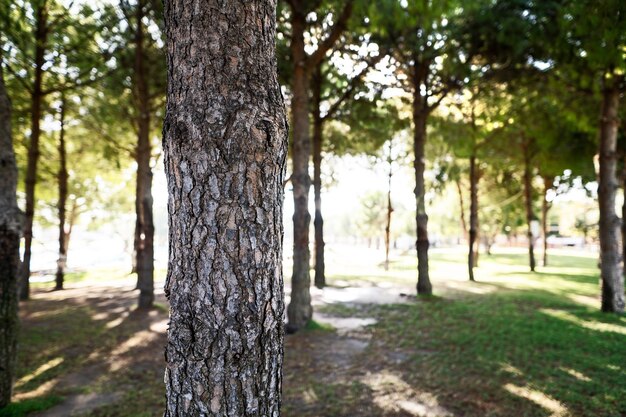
xmin=362 ymin=248 xmax=626 ymax=417
xmin=30 ymin=267 xmax=167 ymax=289
xmin=304 ymin=319 xmax=335 ymax=332
xmin=0 ymin=396 xmax=62 ymax=417
xmin=10 ymin=246 xmax=624 ymax=416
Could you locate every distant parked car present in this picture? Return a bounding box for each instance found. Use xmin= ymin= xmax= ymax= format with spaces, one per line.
xmin=546 ymin=235 xmax=585 ymax=248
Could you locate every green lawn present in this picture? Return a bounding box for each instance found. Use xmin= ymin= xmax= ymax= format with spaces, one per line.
xmin=333 ymin=247 xmax=625 ymax=417
xmin=6 ymin=246 xmax=624 ymax=416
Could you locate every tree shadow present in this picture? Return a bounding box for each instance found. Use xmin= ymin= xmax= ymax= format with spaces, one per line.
xmin=365 ymin=285 xmax=626 ymax=417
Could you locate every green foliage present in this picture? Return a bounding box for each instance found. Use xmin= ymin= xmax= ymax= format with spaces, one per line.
xmin=326 ymin=98 xmax=407 ymax=156
xmin=367 ymin=0 xmax=473 ymax=105
xmin=461 ymin=0 xmax=562 ymax=78
xmin=2 ymin=0 xmax=116 ymax=182
xmin=86 ymin=0 xmax=165 ymax=170
xmin=557 ymin=0 xmax=626 ymax=83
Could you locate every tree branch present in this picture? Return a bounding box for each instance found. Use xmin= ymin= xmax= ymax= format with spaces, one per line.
xmin=321 ymin=51 xmax=386 ymax=121
xmin=42 ymin=67 xmax=115 ymax=95
xmin=3 ymin=61 xmax=33 ymax=93
xmin=305 ymin=0 xmax=353 ymax=70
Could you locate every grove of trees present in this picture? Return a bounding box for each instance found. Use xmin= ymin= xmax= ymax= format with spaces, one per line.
xmin=1 ymin=0 xmax=625 ymax=413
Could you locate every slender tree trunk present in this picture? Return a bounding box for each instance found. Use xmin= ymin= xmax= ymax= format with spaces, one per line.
xmin=598 ymin=85 xmax=625 ymax=313
xmin=312 ymin=65 xmax=325 ymax=289
xmin=55 ymin=96 xmax=68 ymax=290
xmin=523 ymin=144 xmax=536 ymax=272
xmin=468 ymin=153 xmax=478 ymax=281
xmin=412 ymin=62 xmax=432 ymax=295
xmin=133 ymin=0 xmax=154 ymax=309
xmin=384 ymin=139 xmax=393 ymax=271
xmin=64 ymin=199 xmax=77 ymax=257
xmin=542 ymin=175 xmax=553 ymax=267
xmin=20 ymin=4 xmax=48 ymax=300
xmin=622 ymin=164 xmax=626 ymax=286
xmin=163 ymin=0 xmax=288 ymax=414
xmin=455 ymin=178 xmax=468 ymax=242
xmin=0 ymin=50 xmax=20 ymax=409
xmin=131 ymin=223 xmax=139 ymax=274
xmin=286 ymin=9 xmax=312 ymax=331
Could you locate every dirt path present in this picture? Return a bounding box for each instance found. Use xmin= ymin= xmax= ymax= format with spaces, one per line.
xmin=17 ymin=281 xmax=453 ymax=417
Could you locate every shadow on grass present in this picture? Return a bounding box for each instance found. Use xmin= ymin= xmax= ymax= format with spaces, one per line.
xmin=0 ymin=396 xmax=63 ymax=417
xmin=15 ymin=288 xmax=169 ymax=416
xmin=370 ymin=285 xmax=626 ymax=417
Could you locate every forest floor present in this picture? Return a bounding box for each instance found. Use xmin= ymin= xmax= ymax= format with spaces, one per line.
xmin=2 ymin=247 xmax=625 ymax=417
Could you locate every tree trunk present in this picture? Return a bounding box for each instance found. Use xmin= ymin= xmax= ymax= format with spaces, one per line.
xmin=64 ymin=199 xmax=77 ymax=257
xmin=412 ymin=62 xmax=432 ymax=295
xmin=286 ymin=9 xmax=312 ymax=331
xmin=55 ymin=95 xmax=68 ymax=290
xmin=133 ymin=0 xmax=154 ymax=309
xmin=162 ymin=0 xmax=288 ymax=415
xmin=131 ymin=222 xmax=139 ymax=274
xmin=20 ymin=4 xmax=48 ymax=300
xmin=0 ymin=50 xmax=20 ymax=409
xmin=384 ymin=139 xmax=393 ymax=271
xmin=542 ymin=175 xmax=553 ymax=267
xmin=312 ymin=65 xmax=325 ymax=289
xmin=468 ymin=153 xmax=478 ymax=281
xmin=622 ymin=163 xmax=626 ymax=288
xmin=455 ymin=178 xmax=468 ymax=242
xmin=598 ymin=85 xmax=625 ymax=313
xmin=523 ymin=144 xmax=536 ymax=272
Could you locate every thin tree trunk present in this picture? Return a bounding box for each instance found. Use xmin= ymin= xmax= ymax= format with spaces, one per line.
xmin=312 ymin=65 xmax=325 ymax=289
xmin=0 ymin=49 xmax=20 ymax=409
xmin=523 ymin=144 xmax=536 ymax=272
xmin=412 ymin=61 xmax=432 ymax=295
xmin=285 ymin=0 xmax=352 ymax=331
xmin=131 ymin=223 xmax=139 ymax=274
xmin=286 ymin=9 xmax=313 ymax=331
xmin=598 ymin=84 xmax=625 ymax=313
xmin=20 ymin=4 xmax=48 ymax=300
xmin=384 ymin=139 xmax=393 ymax=271
xmin=163 ymin=0 xmax=288 ymax=414
xmin=455 ymin=178 xmax=468 ymax=242
xmin=622 ymin=163 xmax=626 ymax=287
xmin=64 ymin=199 xmax=77 ymax=257
xmin=133 ymin=0 xmax=154 ymax=309
xmin=55 ymin=95 xmax=68 ymax=290
xmin=468 ymin=153 xmax=478 ymax=281
xmin=542 ymin=175 xmax=553 ymax=267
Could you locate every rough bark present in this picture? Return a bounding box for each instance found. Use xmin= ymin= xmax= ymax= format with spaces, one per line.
xmin=468 ymin=154 xmax=478 ymax=281
xmin=412 ymin=61 xmax=432 ymax=295
xmin=55 ymin=95 xmax=68 ymax=290
xmin=598 ymin=85 xmax=625 ymax=313
xmin=311 ymin=65 xmax=325 ymax=289
xmin=523 ymin=144 xmax=536 ymax=272
xmin=132 ymin=0 xmax=155 ymax=309
xmin=0 ymin=51 xmax=21 ymax=408
xmin=20 ymin=3 xmax=48 ymax=300
xmin=541 ymin=175 xmax=553 ymax=268
xmin=163 ymin=0 xmax=288 ymax=415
